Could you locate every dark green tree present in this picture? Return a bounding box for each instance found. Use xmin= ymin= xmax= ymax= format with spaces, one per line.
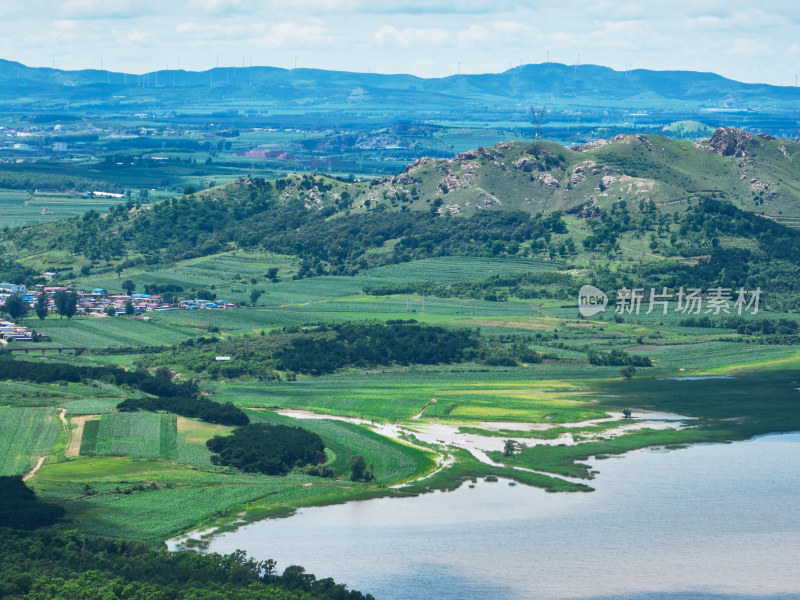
xmin=3 ymin=294 xmax=28 ymax=321
xmin=249 ymin=289 xmax=264 ymax=306
xmin=53 ymin=290 xmax=79 ymax=319
xmin=122 ymin=279 xmax=135 ymax=295
xmin=503 ymin=439 xmax=517 ymax=457
xmin=124 ymin=300 xmax=135 ymax=315
xmin=349 ymin=455 xmax=374 ymax=482
xmin=620 ymin=366 xmax=636 ymax=380
xmin=35 ymin=292 xmax=48 ymax=320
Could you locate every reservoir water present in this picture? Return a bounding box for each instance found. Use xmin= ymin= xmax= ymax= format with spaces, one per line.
xmin=202 ymin=433 xmax=800 ymax=600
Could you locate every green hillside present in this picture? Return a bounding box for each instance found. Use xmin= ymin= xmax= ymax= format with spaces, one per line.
xmin=4 ymin=128 xmax=800 ymax=303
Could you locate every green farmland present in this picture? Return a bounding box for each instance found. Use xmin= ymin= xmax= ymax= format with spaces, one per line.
xmin=0 ymin=189 xmax=129 ymax=228
xmin=0 ymin=407 xmax=63 ymax=476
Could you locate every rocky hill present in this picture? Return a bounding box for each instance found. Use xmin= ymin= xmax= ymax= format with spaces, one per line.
xmin=3 ymin=127 xmax=799 ymax=288
xmin=310 ymin=128 xmax=800 ymax=226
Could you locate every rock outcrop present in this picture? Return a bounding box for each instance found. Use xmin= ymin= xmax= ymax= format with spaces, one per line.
xmin=707 ymin=127 xmax=759 ymax=157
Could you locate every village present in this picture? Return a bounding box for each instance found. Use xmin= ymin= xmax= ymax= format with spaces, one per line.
xmin=0 ymin=281 xmax=236 ymax=344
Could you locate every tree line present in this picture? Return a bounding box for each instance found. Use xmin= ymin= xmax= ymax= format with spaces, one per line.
xmin=0 ymin=358 xmax=248 ymax=426
xmin=678 ymin=315 xmax=799 ymax=335
xmin=586 ymin=348 xmax=652 ymax=367
xmin=363 ymin=270 xmax=574 ymax=301
xmin=0 ymin=169 xmax=124 ymax=193
xmin=142 ymin=320 xmax=549 ymax=379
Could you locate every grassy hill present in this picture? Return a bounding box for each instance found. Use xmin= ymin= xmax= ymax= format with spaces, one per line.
xmin=5 ymin=127 xmax=800 ymax=274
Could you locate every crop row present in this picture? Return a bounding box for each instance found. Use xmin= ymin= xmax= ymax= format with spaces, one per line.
xmin=0 ymin=407 xmax=61 ymax=475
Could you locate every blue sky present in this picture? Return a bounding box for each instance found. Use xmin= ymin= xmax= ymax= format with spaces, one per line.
xmin=2 ymin=1 xmax=799 ymax=86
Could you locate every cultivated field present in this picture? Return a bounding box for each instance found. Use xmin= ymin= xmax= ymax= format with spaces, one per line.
xmin=0 ymin=407 xmax=62 ymax=476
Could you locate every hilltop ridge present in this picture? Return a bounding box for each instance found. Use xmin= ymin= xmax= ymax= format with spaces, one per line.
xmin=3 ymin=127 xmax=800 ymax=298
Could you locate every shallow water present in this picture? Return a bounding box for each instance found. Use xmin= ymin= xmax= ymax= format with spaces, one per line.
xmin=200 ymin=433 xmax=800 ymax=600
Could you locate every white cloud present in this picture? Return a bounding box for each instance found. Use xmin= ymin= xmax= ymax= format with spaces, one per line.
xmin=52 ymin=20 xmax=78 ymax=30
xmin=725 ymin=38 xmax=773 ymax=57
xmin=687 ymin=10 xmax=784 ymax=30
xmin=59 ymin=0 xmax=155 ymax=19
xmin=374 ymin=26 xmax=451 ymax=47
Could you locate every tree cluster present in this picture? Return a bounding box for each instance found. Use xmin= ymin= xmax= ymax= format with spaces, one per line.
xmin=140 ymin=321 xmax=548 ymax=379
xmin=273 ymin=321 xmax=479 ymax=375
xmin=0 ymin=260 xmax=39 ymax=286
xmin=587 ymin=348 xmax=652 ymax=367
xmin=206 ymin=424 xmax=326 ymax=475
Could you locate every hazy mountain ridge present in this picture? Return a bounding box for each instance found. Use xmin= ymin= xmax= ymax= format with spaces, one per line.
xmin=2 ymin=59 xmax=800 ymax=111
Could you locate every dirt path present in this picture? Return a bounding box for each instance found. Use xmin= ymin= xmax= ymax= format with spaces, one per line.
xmin=23 ymin=408 xmax=69 ymax=480
xmin=412 ymin=398 xmax=436 ymax=420
xmin=65 ymin=415 xmax=99 ymax=457
xmin=23 ymin=456 xmax=46 ymax=481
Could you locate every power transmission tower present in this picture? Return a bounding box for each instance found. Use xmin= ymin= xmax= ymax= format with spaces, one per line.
xmin=529 ymin=106 xmax=546 ymax=150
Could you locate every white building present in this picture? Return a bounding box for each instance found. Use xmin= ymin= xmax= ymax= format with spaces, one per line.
xmin=0 ymin=283 xmax=26 ymax=294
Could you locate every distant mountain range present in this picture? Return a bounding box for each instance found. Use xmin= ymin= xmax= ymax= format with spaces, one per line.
xmin=2 ymin=59 xmax=800 ymax=114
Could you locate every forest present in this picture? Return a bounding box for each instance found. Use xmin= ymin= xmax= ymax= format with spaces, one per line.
xmin=0 ymin=526 xmax=374 ymax=600
xmin=4 ymin=177 xmax=568 ymax=275
xmin=206 ymin=423 xmax=327 ymax=475
xmin=117 ymin=395 xmax=249 ymax=427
